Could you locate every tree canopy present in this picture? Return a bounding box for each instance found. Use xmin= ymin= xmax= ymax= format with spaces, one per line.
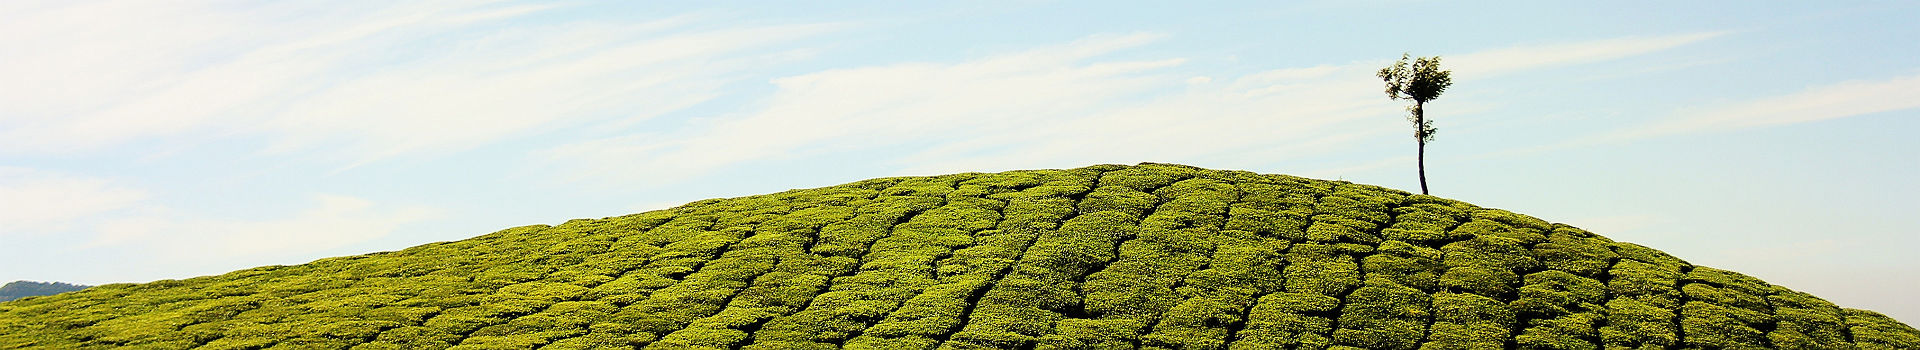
xmin=0 ymin=281 xmax=90 ymax=302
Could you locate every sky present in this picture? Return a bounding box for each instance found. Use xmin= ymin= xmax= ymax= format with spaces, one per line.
xmin=3 ymin=0 xmax=1917 ymax=324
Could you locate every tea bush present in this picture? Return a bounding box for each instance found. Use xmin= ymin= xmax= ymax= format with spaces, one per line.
xmin=0 ymin=163 xmax=1913 ymax=349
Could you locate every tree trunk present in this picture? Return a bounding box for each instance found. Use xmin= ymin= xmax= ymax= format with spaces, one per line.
xmin=1415 ymin=101 xmax=1429 ymax=195
xmin=1418 ymin=136 xmax=1428 ymax=195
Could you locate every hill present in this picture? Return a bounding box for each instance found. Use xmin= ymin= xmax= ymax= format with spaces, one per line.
xmin=0 ymin=163 xmax=1914 ymax=349
xmin=0 ymin=281 xmax=89 ymax=302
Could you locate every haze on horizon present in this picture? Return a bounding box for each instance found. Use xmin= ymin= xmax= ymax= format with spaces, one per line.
xmin=3 ymin=1 xmax=1917 ymax=323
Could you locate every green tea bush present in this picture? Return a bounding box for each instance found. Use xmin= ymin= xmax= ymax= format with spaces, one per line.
xmin=1363 ymin=240 xmax=1444 ymax=291
xmin=1039 ymin=317 xmax=1144 ymax=349
xmin=1331 ymin=277 xmax=1429 ymax=350
xmin=1532 ymin=228 xmax=1618 ymax=277
xmin=1513 ymin=311 xmax=1599 ymax=350
xmin=1097 ymin=164 xmax=1195 ymax=193
xmin=1439 ymin=266 xmax=1518 ymax=298
xmin=1598 ymin=297 xmax=1678 ymax=348
xmin=1308 ymin=214 xmax=1381 ymax=244
xmin=1847 ymin=308 xmax=1920 ymax=349
xmin=1141 ymin=296 xmax=1244 ymax=349
xmin=1225 ymin=205 xmax=1311 ymax=240
xmin=1468 ymin=208 xmax=1550 ymax=233
xmin=1606 ymin=259 xmax=1683 ymax=309
xmin=1282 ymin=243 xmax=1362 ymax=297
xmin=1447 ymin=219 xmax=1544 ymax=246
xmin=1424 ymin=292 xmax=1513 ymax=349
xmin=1080 ymin=241 xmax=1199 ymax=320
xmin=1686 ymin=266 xmax=1773 ymax=297
xmin=1233 ymin=182 xmax=1318 ymax=213
xmin=1 ymin=164 xmax=1913 ymax=349
xmin=1379 ymin=205 xmax=1461 ymax=244
xmin=1314 ymin=195 xmax=1390 ymax=225
xmin=1231 ymin=292 xmax=1340 ymax=349
xmin=861 ymin=278 xmax=987 ymax=339
xmin=1611 ymin=241 xmax=1688 ymax=268
xmin=1141 ymin=180 xmax=1235 ymax=231
xmin=1765 ymin=288 xmax=1852 ymax=348
xmin=1079 ymin=185 xmax=1157 ymax=218
xmin=1442 ymin=235 xmax=1538 ymax=272
xmin=1681 ymin=301 xmax=1770 ymax=348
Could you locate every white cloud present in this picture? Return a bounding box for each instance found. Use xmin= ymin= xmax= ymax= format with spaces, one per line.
xmin=265 ymin=22 xmax=840 ymax=165
xmin=542 ymin=32 xmax=1187 ymax=182
xmin=1618 ymin=73 xmax=1920 ymax=139
xmin=543 ymin=32 xmax=1721 ymax=184
xmin=0 ymin=1 xmax=246 ymax=124
xmin=1447 ymin=32 xmax=1727 ymax=78
xmin=0 ymin=167 xmax=147 ymax=235
xmin=88 ymin=194 xmax=438 ymax=260
xmin=0 ymin=1 xmax=836 ymax=164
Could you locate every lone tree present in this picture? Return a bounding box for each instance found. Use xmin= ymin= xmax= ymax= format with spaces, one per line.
xmin=1376 ymin=53 xmax=1452 ymax=195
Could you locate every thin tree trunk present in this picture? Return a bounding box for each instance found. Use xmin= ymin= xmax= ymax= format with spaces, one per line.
xmin=1418 ymin=137 xmax=1428 ymax=195
xmin=1415 ymin=101 xmax=1429 ymax=195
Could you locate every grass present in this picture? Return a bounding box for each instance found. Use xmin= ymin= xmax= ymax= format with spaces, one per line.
xmin=0 ymin=163 xmax=1913 ymax=349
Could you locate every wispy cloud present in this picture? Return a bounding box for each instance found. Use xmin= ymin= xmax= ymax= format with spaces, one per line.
xmin=0 ymin=1 xmax=837 ymax=165
xmin=1447 ymin=32 xmax=1728 ymax=78
xmin=0 ymin=167 xmax=147 ymax=236
xmin=88 ymin=194 xmax=439 ymax=260
xmin=542 ymin=32 xmax=1189 ymax=182
xmin=263 ymin=21 xmax=840 ymax=167
xmin=1613 ymin=73 xmax=1920 ymax=140
xmin=544 ymin=32 xmax=1724 ymax=184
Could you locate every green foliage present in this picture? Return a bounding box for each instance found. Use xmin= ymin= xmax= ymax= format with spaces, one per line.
xmin=1681 ymin=301 xmax=1770 ymax=348
xmin=1847 ymin=308 xmax=1920 ymax=349
xmin=1606 ymin=259 xmax=1683 ymax=309
xmin=1 ymin=163 xmax=1914 ymax=349
xmin=1598 ymin=297 xmax=1678 ymax=348
xmin=1363 ymin=240 xmax=1443 ymax=291
xmin=1425 ymin=292 xmax=1513 ymax=349
xmin=1766 ymin=288 xmax=1852 ymax=349
xmin=1378 ymin=53 xmax=1454 ymax=107
xmin=1514 ymin=312 xmax=1600 ymax=350
xmin=1531 ymin=227 xmax=1618 ymax=277
xmin=1282 ymin=243 xmax=1363 ymax=297
xmin=1040 ymin=318 xmax=1143 ymax=350
xmin=1233 ymin=292 xmax=1340 ymax=349
xmin=1332 ymin=277 xmax=1430 ymax=350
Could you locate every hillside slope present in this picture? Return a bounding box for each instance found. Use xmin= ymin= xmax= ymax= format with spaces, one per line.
xmin=1 ymin=163 xmax=1914 ymax=349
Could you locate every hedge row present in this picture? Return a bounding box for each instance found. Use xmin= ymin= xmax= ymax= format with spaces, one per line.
xmin=2 ymin=163 xmax=1915 ymax=349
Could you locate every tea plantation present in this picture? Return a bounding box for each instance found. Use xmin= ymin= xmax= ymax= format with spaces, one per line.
xmin=2 ymin=163 xmax=1914 ymax=349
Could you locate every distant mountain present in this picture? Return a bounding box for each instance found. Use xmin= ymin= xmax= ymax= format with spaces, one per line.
xmin=0 ymin=163 xmax=1915 ymax=349
xmin=0 ymin=281 xmax=90 ymax=302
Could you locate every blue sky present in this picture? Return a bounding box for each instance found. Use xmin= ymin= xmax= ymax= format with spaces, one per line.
xmin=3 ymin=0 xmax=1918 ymax=323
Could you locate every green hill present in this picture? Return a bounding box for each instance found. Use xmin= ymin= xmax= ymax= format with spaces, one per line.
xmin=0 ymin=281 xmax=89 ymax=302
xmin=1 ymin=163 xmax=1913 ymax=349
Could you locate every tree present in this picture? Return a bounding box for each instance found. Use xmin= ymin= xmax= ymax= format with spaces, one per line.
xmin=1376 ymin=53 xmax=1453 ymax=195
xmin=0 ymin=280 xmax=90 ymax=301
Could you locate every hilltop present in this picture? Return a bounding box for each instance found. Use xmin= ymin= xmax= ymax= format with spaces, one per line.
xmin=1 ymin=163 xmax=1914 ymax=349
xmin=0 ymin=281 xmax=89 ymax=302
